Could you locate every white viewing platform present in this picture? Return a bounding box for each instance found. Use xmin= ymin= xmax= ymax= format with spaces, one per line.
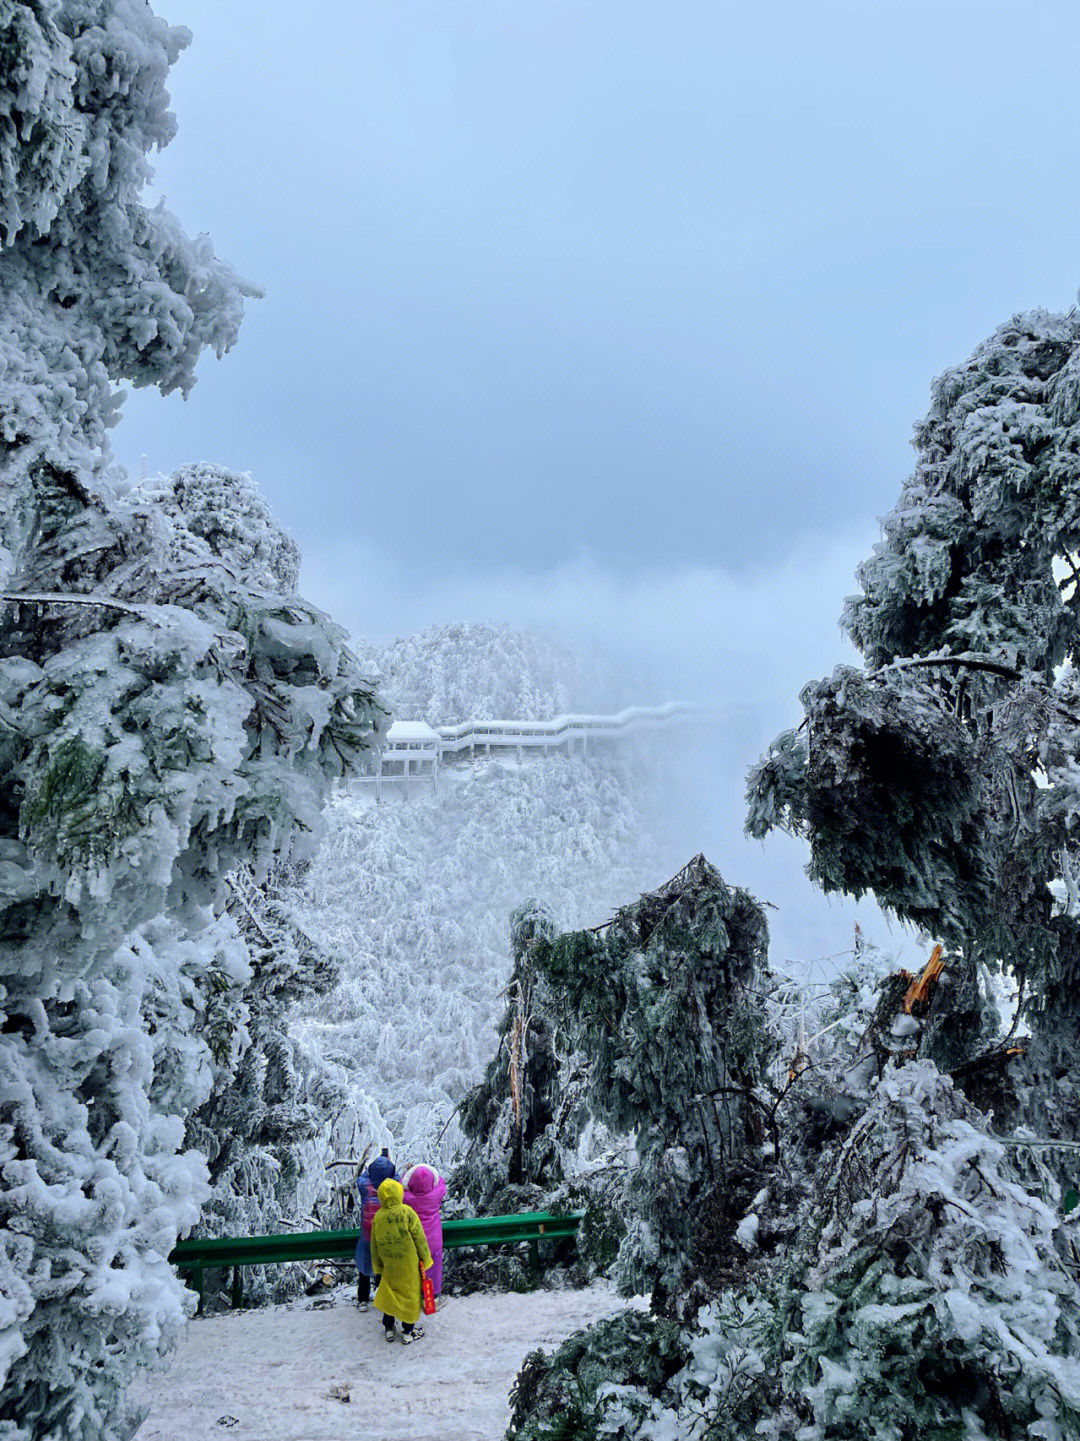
xmin=351 ymin=703 xmax=699 ymax=799
xmin=369 ymin=720 xmax=440 ymax=798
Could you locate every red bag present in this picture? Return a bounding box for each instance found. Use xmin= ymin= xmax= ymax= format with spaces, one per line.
xmin=420 ymin=1267 xmax=436 ymax=1317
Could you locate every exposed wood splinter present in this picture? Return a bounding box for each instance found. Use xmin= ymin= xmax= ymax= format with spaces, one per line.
xmin=903 ymin=944 xmax=946 ymax=1013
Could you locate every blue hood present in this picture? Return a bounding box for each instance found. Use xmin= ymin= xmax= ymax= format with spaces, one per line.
xmin=369 ymin=1155 xmax=397 ymax=1187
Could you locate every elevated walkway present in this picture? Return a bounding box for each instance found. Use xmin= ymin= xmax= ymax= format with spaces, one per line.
xmin=351 ymin=702 xmax=698 ymax=797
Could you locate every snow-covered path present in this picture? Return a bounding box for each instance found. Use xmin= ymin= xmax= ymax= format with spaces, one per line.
xmin=132 ymin=1283 xmax=630 ymax=1441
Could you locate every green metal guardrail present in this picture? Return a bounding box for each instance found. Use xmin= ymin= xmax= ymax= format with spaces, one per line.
xmin=169 ymin=1210 xmax=586 ymax=1310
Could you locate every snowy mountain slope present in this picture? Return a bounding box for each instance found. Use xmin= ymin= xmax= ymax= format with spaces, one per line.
xmin=364 ymin=621 xmax=650 ymax=725
xmin=291 ymin=749 xmax=663 ymax=1172
xmin=367 ymin=622 xmax=576 ymax=723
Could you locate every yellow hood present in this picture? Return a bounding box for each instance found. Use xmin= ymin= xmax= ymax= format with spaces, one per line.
xmin=378 ymin=1178 xmax=404 ymax=1207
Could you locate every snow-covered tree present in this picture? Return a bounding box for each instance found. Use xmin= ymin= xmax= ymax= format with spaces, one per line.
xmin=459 ymin=899 xmax=563 ymax=1198
xmin=178 ymin=863 xmax=349 ymax=1307
xmin=747 ymin=306 xmax=1080 ymax=1130
xmin=510 ymin=308 xmax=1080 ymax=1441
xmin=452 ymin=897 xmax=629 ymax=1293
xmin=510 ymin=973 xmax=1080 ymax=1441
xmin=292 ymin=737 xmax=663 ymax=1172
xmin=0 ymin=7 xmax=383 ymax=1435
xmin=778 ymin=1061 xmax=1080 ymax=1441
xmin=524 ymin=855 xmax=774 ymax=1313
xmin=372 ymin=623 xmax=581 ymax=724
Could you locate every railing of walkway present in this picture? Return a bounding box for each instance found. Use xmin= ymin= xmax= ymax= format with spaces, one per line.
xmin=170 ymin=1210 xmax=586 ymax=1309
xmin=346 ymin=701 xmax=705 ymax=796
xmin=435 ymin=701 xmax=696 ymax=754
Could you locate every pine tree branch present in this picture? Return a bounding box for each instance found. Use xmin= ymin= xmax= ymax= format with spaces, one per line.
xmin=224 ymin=872 xmax=275 ymax=947
xmin=435 ymin=1099 xmax=466 ymax=1148
xmin=991 ymin=1134 xmax=1080 ymax=1152
xmin=869 ymin=654 xmax=1080 ymax=726
xmin=1 ymin=590 xmax=148 ymax=615
xmin=885 ymin=655 xmax=1024 ymax=682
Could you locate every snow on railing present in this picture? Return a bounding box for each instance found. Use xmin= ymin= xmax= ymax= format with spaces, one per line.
xmin=435 ymin=700 xmax=696 ymax=753
xmin=347 ymin=702 xmax=701 ymax=796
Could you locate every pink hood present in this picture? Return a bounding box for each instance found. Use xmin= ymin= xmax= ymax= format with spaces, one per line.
xmin=403 ymin=1165 xmax=447 ymax=1234
xmin=407 ymin=1165 xmax=437 ymax=1195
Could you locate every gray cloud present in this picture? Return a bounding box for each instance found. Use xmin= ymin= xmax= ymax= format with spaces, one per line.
xmin=117 ymin=0 xmax=1080 ymax=579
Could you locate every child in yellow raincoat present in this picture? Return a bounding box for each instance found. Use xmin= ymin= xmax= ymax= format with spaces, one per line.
xmin=369 ymin=1177 xmax=434 ymax=1344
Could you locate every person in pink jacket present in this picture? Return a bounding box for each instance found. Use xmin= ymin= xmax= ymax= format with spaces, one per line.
xmin=401 ymin=1163 xmax=447 ymax=1295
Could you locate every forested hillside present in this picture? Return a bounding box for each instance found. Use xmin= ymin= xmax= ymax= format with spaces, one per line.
xmin=290 ymin=625 xmax=665 ymax=1172
xmin=367 ymin=623 xmax=576 ymax=723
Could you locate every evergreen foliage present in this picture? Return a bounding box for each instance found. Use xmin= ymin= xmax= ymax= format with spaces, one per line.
xmin=527 ymin=855 xmax=774 ymax=1311
xmin=508 ymin=940 xmax=1080 ymax=1441
xmin=508 ymin=1310 xmax=690 ymax=1441
xmin=779 ymin=1061 xmax=1080 ymax=1441
xmin=180 ymin=864 xmax=349 ymax=1307
xmin=746 ymin=308 xmax=1080 ymax=1055
xmin=454 ymin=898 xmax=626 ymax=1291
xmin=458 ymin=899 xmax=566 ymax=1199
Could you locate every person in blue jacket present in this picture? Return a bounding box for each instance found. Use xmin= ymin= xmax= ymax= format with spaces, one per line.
xmin=354 ymin=1150 xmax=397 ymax=1309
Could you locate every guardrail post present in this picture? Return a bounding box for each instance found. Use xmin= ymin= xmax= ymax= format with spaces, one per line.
xmin=231 ymin=1265 xmax=243 ymax=1310
xmin=528 ymin=1238 xmax=540 ymax=1275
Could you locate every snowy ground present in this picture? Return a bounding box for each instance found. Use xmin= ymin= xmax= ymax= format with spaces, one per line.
xmin=132 ymin=1282 xmax=633 ymax=1441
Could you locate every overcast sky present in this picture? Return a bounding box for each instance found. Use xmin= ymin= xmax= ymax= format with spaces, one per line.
xmin=116 ymin=0 xmax=1080 ymax=963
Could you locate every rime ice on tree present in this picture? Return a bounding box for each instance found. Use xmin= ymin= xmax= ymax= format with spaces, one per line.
xmin=747 ymin=306 xmax=1080 ymax=1146
xmin=0 ymin=5 xmax=383 ymax=1435
xmin=528 ymin=855 xmax=774 ymax=1312
xmin=510 ymin=310 xmax=1080 ymax=1441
